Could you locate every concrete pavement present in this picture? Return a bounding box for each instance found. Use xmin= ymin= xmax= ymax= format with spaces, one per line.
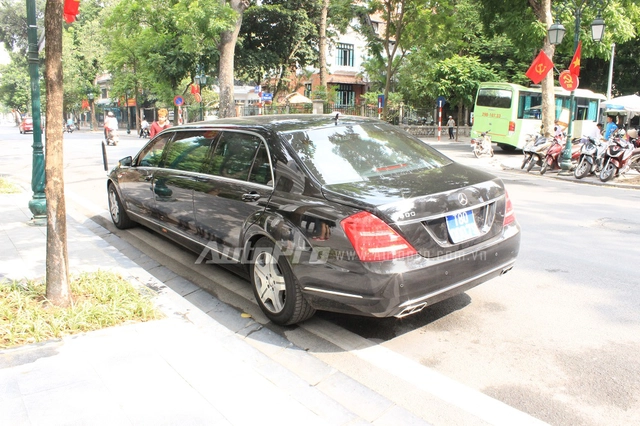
xmin=0 ymin=189 xmax=429 ymax=426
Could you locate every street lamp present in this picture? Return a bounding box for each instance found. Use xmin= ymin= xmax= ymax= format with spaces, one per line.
xmin=195 ymin=72 xmax=207 ymax=121
xmin=549 ymin=1 xmax=605 ymax=174
xmin=26 ymin=0 xmax=46 ymax=224
xmin=125 ymin=90 xmax=131 ymax=134
xmin=87 ymin=90 xmax=94 ymax=131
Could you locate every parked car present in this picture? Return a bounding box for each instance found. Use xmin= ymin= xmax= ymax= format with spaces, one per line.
xmin=19 ymin=117 xmax=34 ymax=133
xmin=107 ymin=114 xmax=521 ymax=325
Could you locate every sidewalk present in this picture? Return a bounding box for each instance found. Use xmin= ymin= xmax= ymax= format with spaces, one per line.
xmin=0 ymin=191 xmax=428 ymax=426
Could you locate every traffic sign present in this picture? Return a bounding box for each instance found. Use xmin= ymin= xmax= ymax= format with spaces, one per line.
xmin=559 ymin=71 xmax=579 ymax=91
xmin=262 ymin=93 xmax=273 ymax=101
xmin=174 ymin=95 xmax=184 ymax=106
xmin=436 ymin=96 xmax=446 ymax=108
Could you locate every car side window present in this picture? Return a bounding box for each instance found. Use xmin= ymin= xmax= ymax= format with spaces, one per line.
xmin=211 ymin=132 xmax=262 ymax=181
xmin=162 ymin=131 xmax=218 ymax=173
xmin=137 ymin=133 xmax=173 ymax=167
xmin=248 ymin=143 xmax=273 ymax=186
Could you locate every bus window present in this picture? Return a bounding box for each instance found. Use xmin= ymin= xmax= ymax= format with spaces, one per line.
xmin=477 ymin=89 xmax=512 ymax=108
xmin=518 ymin=92 xmax=542 ymax=119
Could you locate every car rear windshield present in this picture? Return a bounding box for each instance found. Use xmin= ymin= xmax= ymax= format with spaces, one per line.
xmin=284 ymin=123 xmax=452 ymax=185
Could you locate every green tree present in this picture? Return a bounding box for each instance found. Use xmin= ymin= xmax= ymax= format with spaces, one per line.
xmin=0 ymin=54 xmax=31 ymax=112
xmin=425 ymin=55 xmax=499 ymax=132
xmin=236 ymin=1 xmax=319 ymax=97
xmin=103 ymin=0 xmax=233 ymax=122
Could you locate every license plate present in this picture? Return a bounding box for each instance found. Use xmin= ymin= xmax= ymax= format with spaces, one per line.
xmin=446 ymin=210 xmax=481 ymax=243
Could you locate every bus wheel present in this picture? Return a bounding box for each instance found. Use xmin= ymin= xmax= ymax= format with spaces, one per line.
xmin=498 ymin=143 xmax=517 ymax=152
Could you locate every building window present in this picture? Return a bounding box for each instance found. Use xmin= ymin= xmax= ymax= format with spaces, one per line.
xmin=304 ymin=83 xmax=312 ymax=98
xmin=336 ymin=43 xmax=354 ymax=67
xmin=336 ymin=84 xmax=355 ymax=106
xmin=101 ymin=88 xmax=108 ymax=99
xmin=371 ymin=22 xmax=379 ymax=34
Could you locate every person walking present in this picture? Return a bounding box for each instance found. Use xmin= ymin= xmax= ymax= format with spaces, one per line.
xmin=447 ymin=116 xmax=456 ymax=140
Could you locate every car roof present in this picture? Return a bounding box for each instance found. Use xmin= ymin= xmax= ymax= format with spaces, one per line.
xmin=168 ymin=114 xmax=381 ymax=133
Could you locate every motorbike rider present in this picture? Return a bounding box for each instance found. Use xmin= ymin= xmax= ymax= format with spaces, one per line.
xmin=104 ymin=111 xmax=118 ymax=143
xmin=66 ymin=117 xmax=75 ymax=132
xmin=139 ymin=117 xmax=150 ymax=137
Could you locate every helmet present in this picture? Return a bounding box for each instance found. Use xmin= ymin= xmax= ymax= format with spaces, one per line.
xmin=627 ymin=128 xmax=638 ymax=139
xmin=107 ymin=111 xmax=114 ymax=117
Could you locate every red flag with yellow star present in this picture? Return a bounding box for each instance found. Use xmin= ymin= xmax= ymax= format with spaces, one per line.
xmin=569 ymin=41 xmax=582 ymax=77
xmin=525 ymin=50 xmax=554 ymax=84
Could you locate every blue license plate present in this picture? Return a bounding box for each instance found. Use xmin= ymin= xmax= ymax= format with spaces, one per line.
xmin=446 ymin=210 xmax=481 ymax=243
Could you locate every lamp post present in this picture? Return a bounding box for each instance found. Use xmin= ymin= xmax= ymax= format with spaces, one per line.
xmin=549 ymin=0 xmax=605 ymax=174
xmin=195 ymin=71 xmax=207 ymax=121
xmin=87 ymin=90 xmax=95 ymax=130
xmin=26 ymin=0 xmax=46 ymax=224
xmin=125 ymin=90 xmax=131 ymax=134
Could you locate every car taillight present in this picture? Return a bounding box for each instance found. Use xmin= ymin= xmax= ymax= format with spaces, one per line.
xmin=503 ymin=191 xmax=515 ymax=226
xmin=341 ymin=211 xmax=417 ymax=262
xmin=509 ymin=121 xmax=516 ymax=132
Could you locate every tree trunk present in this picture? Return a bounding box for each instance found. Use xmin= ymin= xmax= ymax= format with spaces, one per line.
xmin=318 ymin=0 xmax=329 ymax=94
xmin=540 ymin=0 xmax=555 ymax=137
xmin=44 ymin=0 xmax=70 ymax=306
xmin=218 ymin=0 xmax=248 ymax=118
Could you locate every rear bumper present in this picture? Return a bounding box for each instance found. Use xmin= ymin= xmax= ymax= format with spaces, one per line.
xmin=299 ymin=224 xmax=521 ymax=318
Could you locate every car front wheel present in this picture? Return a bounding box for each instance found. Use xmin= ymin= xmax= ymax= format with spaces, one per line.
xmin=108 ymin=184 xmax=135 ymax=229
xmin=250 ymin=238 xmax=315 ymax=325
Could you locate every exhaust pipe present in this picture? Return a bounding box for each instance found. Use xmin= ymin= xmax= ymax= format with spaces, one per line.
xmin=395 ymin=302 xmax=427 ymax=318
xmin=500 ymin=266 xmax=513 ymax=276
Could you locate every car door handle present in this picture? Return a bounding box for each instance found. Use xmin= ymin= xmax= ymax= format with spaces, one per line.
xmin=242 ymin=192 xmax=262 ymax=202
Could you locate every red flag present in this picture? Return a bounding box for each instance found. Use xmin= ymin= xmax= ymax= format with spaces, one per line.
xmin=81 ymin=99 xmax=89 ymax=110
xmin=569 ymin=41 xmax=582 ymax=77
xmin=525 ymin=50 xmax=554 ymax=84
xmin=190 ymin=84 xmax=200 ymax=94
xmin=63 ymin=0 xmax=80 ymax=23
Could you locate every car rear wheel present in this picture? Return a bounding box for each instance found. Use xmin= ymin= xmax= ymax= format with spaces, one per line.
xmin=250 ymin=238 xmax=315 ymax=325
xmin=108 ymin=184 xmax=135 ymax=229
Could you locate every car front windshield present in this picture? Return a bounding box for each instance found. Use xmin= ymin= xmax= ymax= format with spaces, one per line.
xmin=283 ymin=122 xmax=452 ymax=185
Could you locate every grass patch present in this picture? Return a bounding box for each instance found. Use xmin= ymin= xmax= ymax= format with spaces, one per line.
xmin=0 ymin=270 xmax=163 ymax=349
xmin=0 ymin=177 xmax=21 ymax=194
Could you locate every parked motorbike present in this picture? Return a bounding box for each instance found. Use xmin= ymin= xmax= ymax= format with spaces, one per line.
xmin=139 ymin=127 xmax=150 ymax=138
xmin=573 ymin=137 xmax=608 ymax=179
xmin=106 ymin=129 xmax=119 ymax=146
xmin=470 ymin=130 xmax=494 ymax=158
xmin=65 ymin=123 xmax=76 ymax=133
xmin=522 ymin=133 xmax=552 ymax=172
xmin=540 ymin=135 xmax=582 ymax=175
xmin=599 ymin=130 xmax=640 ymax=182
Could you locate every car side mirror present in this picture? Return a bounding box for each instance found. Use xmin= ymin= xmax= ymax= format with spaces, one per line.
xmin=119 ymin=156 xmax=132 ymax=167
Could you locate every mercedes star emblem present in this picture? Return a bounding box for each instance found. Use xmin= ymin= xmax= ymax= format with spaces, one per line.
xmin=457 ymin=193 xmax=468 ymax=206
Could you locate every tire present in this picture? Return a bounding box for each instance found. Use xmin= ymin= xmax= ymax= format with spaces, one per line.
xmin=574 ymin=157 xmax=591 ymax=179
xmin=521 ymin=155 xmax=530 ymax=169
xmin=490 ymin=148 xmax=494 ymax=157
xmin=540 ymin=160 xmax=549 ymax=175
xmin=630 ymin=154 xmax=640 ymax=172
xmin=473 ymin=146 xmax=480 ymax=158
xmin=498 ymin=143 xmax=517 ymax=152
xmin=250 ymin=237 xmax=315 ymax=325
xmin=599 ymin=163 xmax=616 ymax=182
xmin=526 ymin=155 xmax=536 ymax=172
xmin=108 ymin=183 xmax=135 ymax=229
